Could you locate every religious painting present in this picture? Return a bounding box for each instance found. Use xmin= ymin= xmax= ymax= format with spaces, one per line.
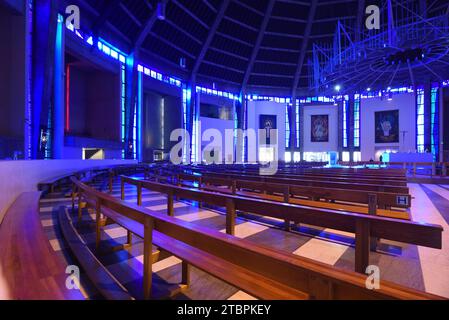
xmin=259 ymin=115 xmax=277 ymax=145
xmin=375 ymin=110 xmax=399 ymax=143
xmin=311 ymin=115 xmax=329 ymax=142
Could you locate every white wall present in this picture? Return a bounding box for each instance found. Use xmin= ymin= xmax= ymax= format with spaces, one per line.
xmin=0 ymin=159 xmax=137 ymax=223
xmin=360 ymin=92 xmax=416 ymax=161
xmin=247 ymin=101 xmax=286 ymax=161
xmin=302 ymin=104 xmax=338 ymax=152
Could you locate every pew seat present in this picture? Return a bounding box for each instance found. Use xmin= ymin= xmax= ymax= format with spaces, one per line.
xmin=236 ymin=190 xmax=411 ymax=220
xmin=99 ymin=206 xmax=310 ymax=300
xmin=0 ymin=192 xmax=84 ymax=300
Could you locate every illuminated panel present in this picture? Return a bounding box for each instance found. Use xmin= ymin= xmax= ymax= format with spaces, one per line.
xmin=295 ymin=100 xmax=300 ymax=148
xmin=121 ymin=64 xmax=126 ymax=159
xmin=354 ymin=94 xmax=360 ymax=148
xmin=137 ymin=63 xmax=181 ymax=88
xmin=137 ymin=72 xmax=143 ymax=161
xmin=416 ymin=88 xmax=425 ymax=153
xmin=191 ymin=94 xmax=199 ymax=163
xmin=285 ymin=105 xmax=290 ymax=149
xmin=196 ymin=86 xmax=239 ymax=101
xmin=343 ymin=98 xmax=348 ymax=148
xmin=65 ymin=64 xmax=70 ymax=132
xmin=431 ymin=87 xmax=439 ymax=161
xmin=182 ymin=87 xmax=190 ymax=163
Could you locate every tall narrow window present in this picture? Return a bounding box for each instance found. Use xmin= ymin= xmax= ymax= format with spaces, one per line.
xmin=416 ymin=88 xmax=425 ymax=153
xmin=295 ymin=100 xmax=300 ymax=148
xmin=120 ymin=64 xmax=126 ymax=159
xmin=342 ymin=98 xmax=348 ymax=148
xmin=354 ymin=94 xmax=360 ymax=148
xmin=137 ymin=72 xmax=143 ymax=161
xmin=431 ymin=87 xmax=439 ymax=161
xmin=285 ymin=105 xmax=290 ymax=149
xmin=182 ymin=88 xmax=190 ymax=163
xmin=132 ymin=102 xmax=137 ymax=160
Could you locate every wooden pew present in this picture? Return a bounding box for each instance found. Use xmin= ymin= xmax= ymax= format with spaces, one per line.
xmin=121 ymin=176 xmax=442 ymax=275
xmin=162 ymin=171 xmax=412 ymax=213
xmin=196 ymin=168 xmax=408 ymax=185
xmin=158 ymin=166 xmax=409 ymax=194
xmin=152 ymin=164 xmax=410 ymax=191
xmin=72 ymin=177 xmax=444 ymax=300
xmin=0 ymin=192 xmax=84 ymax=300
xmin=201 ymin=172 xmax=409 ymax=193
xmin=190 ymin=164 xmax=408 ymax=178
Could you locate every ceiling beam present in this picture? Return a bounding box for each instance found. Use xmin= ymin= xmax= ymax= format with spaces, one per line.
xmin=203 ymin=0 xmax=218 ymax=13
xmin=119 ymin=2 xmax=142 ymax=27
xmin=191 ymin=0 xmax=230 ymax=77
xmin=233 ymin=0 xmax=264 ymax=16
xmin=209 ymin=46 xmax=249 ymax=61
xmin=241 ymin=0 xmax=276 ymax=93
xmin=216 ymin=31 xmax=253 ymax=47
xmin=291 ymin=0 xmax=317 ymax=97
xmin=165 ymin=18 xmax=202 ymax=44
xmin=172 ymin=0 xmax=209 ymax=29
xmin=149 ymin=31 xmax=195 ymax=58
xmin=355 ymin=0 xmax=365 ymax=42
xmin=134 ymin=0 xmax=169 ymax=49
xmin=91 ymin=0 xmax=122 ymax=36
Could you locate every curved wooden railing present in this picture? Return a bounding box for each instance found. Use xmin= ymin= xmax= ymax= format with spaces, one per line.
xmin=0 ymin=192 xmax=84 ymax=300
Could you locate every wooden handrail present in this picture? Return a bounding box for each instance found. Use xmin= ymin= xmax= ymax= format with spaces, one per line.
xmin=71 ymin=176 xmax=444 ymax=300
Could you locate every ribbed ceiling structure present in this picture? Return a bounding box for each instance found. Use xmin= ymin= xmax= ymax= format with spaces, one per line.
xmin=69 ymin=0 xmax=449 ymax=95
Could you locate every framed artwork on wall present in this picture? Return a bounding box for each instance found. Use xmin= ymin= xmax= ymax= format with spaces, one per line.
xmin=311 ymin=115 xmax=329 ymax=142
xmin=259 ymin=115 xmax=277 ymax=145
xmin=375 ymin=110 xmax=399 ymax=143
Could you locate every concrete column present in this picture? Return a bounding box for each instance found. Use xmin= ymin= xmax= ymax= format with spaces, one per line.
xmin=32 ymin=0 xmax=58 ymax=159
xmin=52 ymin=14 xmax=64 ymax=159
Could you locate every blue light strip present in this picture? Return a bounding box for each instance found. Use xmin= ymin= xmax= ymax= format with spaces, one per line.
xmin=416 ymin=88 xmax=425 ymax=153
xmin=137 ymin=63 xmax=182 ymax=88
xmin=137 ymin=72 xmax=143 ymax=161
xmin=196 ymin=86 xmax=239 ymax=101
xmin=354 ymin=94 xmax=360 ymax=148
xmin=53 ymin=14 xmax=64 ymax=158
xmin=343 ymin=97 xmax=348 ymax=148
xmin=431 ymin=87 xmax=439 ymax=161
xmin=25 ymin=0 xmax=33 ymax=159
xmin=285 ymin=105 xmax=290 ymax=149
xmin=120 ymin=63 xmax=126 ymax=159
xmin=182 ymin=87 xmax=190 ymax=163
xmin=191 ymin=95 xmax=199 ymax=163
xmin=295 ymin=100 xmax=300 ymax=148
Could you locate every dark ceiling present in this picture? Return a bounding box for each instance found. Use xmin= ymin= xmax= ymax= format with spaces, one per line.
xmin=68 ymin=0 xmax=449 ymax=94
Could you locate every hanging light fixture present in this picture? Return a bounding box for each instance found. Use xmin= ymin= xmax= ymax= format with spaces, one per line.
xmin=157 ymin=1 xmax=166 ymax=20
